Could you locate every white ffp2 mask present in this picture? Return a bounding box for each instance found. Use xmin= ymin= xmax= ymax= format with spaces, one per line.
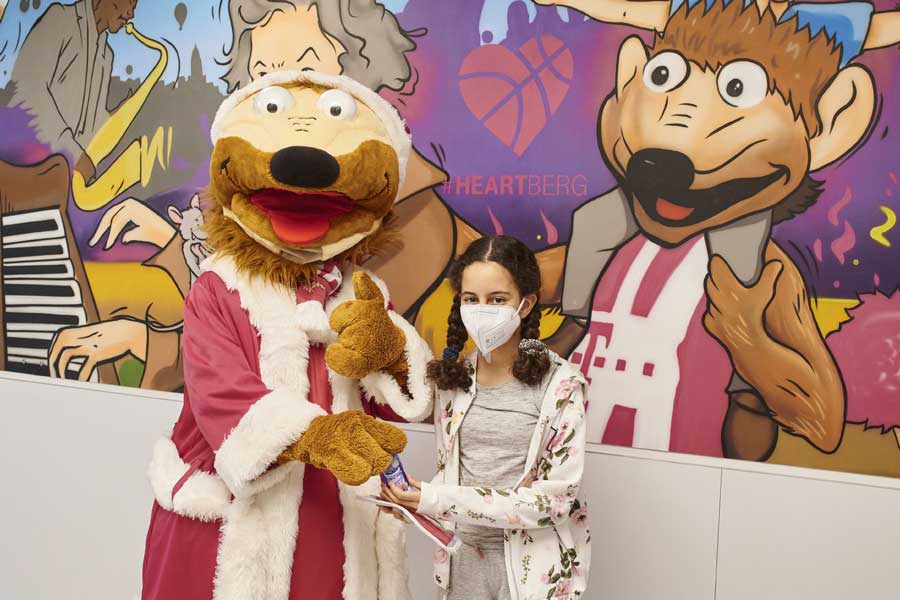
xmin=459 ymin=300 xmax=525 ymax=362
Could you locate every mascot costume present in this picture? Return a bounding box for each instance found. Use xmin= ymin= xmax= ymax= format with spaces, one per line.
xmin=141 ymin=71 xmax=433 ymax=600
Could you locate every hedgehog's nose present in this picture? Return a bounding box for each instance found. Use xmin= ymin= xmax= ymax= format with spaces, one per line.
xmin=270 ymin=146 xmax=340 ymax=188
xmin=626 ymin=148 xmax=695 ymax=194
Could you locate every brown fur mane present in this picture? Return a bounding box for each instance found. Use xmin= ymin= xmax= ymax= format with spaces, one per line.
xmin=659 ymin=0 xmax=841 ymax=136
xmin=773 ymin=175 xmax=825 ymax=224
xmin=201 ymin=193 xmax=400 ymax=288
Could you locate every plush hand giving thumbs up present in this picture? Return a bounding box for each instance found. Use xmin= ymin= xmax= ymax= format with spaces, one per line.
xmin=325 ymin=271 xmax=408 ymax=381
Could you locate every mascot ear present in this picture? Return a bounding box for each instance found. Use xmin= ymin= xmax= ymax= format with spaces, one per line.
xmin=616 ymin=36 xmax=649 ymax=98
xmin=809 ymin=65 xmax=875 ymax=171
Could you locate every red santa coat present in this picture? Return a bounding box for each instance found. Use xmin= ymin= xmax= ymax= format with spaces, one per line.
xmin=141 ymin=254 xmax=433 ymax=600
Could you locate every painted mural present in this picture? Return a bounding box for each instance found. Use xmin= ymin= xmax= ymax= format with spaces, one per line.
xmin=0 ymin=0 xmax=898 ymax=478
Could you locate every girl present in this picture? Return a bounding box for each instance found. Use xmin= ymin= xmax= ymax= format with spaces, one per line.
xmin=382 ymin=236 xmax=591 ymax=600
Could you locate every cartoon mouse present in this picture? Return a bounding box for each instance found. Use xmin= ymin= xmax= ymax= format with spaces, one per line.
xmin=166 ymin=193 xmax=211 ymax=283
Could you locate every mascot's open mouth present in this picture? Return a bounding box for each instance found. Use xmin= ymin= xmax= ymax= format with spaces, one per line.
xmin=631 ymin=167 xmax=788 ymax=226
xmin=249 ymin=188 xmax=355 ymax=245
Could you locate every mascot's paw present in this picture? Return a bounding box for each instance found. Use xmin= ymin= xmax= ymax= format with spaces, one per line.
xmin=326 ymin=272 xmax=408 ymax=380
xmin=278 ymin=410 xmax=407 ymax=485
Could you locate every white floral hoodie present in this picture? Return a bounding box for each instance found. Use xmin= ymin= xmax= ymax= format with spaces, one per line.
xmin=418 ymin=351 xmax=591 ymax=600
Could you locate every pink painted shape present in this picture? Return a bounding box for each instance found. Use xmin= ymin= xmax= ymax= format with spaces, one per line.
xmin=601 ymin=405 xmax=636 ymax=447
xmin=487 ymin=205 xmax=504 ymax=235
xmin=830 ymin=220 xmax=856 ymax=265
xmin=540 ymin=209 xmax=559 ymax=244
xmin=827 ymin=187 xmax=852 ymax=226
xmin=812 ymin=238 xmax=824 ymax=262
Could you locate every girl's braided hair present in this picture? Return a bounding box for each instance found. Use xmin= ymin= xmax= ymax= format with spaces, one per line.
xmin=427 ymin=236 xmax=549 ymax=391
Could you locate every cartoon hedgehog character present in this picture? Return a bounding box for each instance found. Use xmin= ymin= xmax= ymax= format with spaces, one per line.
xmin=141 ymin=71 xmax=432 ymax=600
xmin=553 ymin=1 xmax=877 ymax=461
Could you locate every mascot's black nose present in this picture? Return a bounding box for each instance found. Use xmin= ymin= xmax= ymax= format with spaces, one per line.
xmin=270 ymin=146 xmax=340 ymax=188
xmin=626 ymin=149 xmax=695 ymax=194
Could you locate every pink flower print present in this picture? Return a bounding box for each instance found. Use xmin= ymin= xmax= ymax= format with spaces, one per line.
xmin=434 ymin=548 xmax=449 ymax=564
xmin=567 ymin=447 xmax=578 ymax=458
xmin=507 ymin=513 xmax=522 ymax=526
xmin=572 ymin=506 xmax=588 ymax=526
xmin=555 ymin=379 xmax=578 ymax=399
xmin=550 ymin=495 xmax=568 ymax=521
xmin=483 ymin=493 xmax=494 ymax=504
xmin=572 ymin=565 xmax=584 ymax=578
xmin=555 ymin=578 xmax=573 ymax=597
xmin=549 ymin=422 xmax=570 ymax=450
xmin=541 ymin=574 xmax=552 ymax=585
xmin=441 ymin=408 xmax=450 ymax=420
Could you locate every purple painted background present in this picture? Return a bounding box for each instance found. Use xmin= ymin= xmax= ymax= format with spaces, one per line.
xmin=386 ymin=0 xmax=900 ymax=301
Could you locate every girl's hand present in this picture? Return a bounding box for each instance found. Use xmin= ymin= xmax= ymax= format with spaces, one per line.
xmin=381 ymin=476 xmax=422 ymax=512
xmin=378 ymin=506 xmax=406 ymax=521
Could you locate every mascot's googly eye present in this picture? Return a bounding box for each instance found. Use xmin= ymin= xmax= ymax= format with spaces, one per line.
xmin=252 ymin=86 xmax=295 ymax=115
xmin=643 ymin=52 xmax=689 ymax=93
xmin=317 ymin=89 xmax=358 ymax=120
xmin=717 ymin=61 xmax=768 ymax=108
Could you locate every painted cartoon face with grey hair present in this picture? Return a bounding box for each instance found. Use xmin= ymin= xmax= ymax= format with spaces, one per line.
xmin=222 ymin=0 xmax=416 ymax=93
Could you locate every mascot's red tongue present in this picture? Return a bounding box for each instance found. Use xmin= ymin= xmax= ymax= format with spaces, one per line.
xmin=250 ymin=189 xmax=354 ymax=245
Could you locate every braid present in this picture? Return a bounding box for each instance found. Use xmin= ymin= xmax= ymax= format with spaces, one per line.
xmin=427 ymin=294 xmax=474 ymax=391
xmin=512 ymin=306 xmax=551 ymax=386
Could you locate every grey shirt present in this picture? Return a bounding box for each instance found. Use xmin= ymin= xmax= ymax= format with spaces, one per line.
xmin=11 ymin=1 xmax=112 ymax=162
xmin=457 ymin=377 xmax=542 ymax=547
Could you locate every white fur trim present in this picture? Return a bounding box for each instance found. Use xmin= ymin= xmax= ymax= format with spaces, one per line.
xmin=360 ymin=311 xmax=434 ymax=422
xmin=209 ymin=70 xmax=412 ymax=195
xmin=376 ymin=511 xmax=412 ymax=600
xmin=214 ymin=387 xmax=326 ymax=497
xmin=147 ymin=435 xmax=232 ymax=522
xmin=296 ymin=300 xmax=335 ymax=345
xmin=191 ymin=255 xmax=423 ymax=599
xmin=214 ymin=464 xmax=306 ymax=600
xmin=339 ymin=478 xmax=380 ymax=600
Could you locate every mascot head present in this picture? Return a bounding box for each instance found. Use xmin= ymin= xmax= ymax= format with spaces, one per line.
xmin=205 ymin=70 xmax=411 ymax=285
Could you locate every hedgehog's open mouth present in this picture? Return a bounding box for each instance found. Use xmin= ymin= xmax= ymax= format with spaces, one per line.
xmin=249 ymin=188 xmax=355 ymax=245
xmin=634 ymin=167 xmax=788 ymax=226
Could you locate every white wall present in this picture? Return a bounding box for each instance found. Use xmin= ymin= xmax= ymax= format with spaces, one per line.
xmin=1 ymin=371 xmax=898 ymax=600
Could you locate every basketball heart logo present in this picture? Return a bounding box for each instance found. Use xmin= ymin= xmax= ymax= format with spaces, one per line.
xmin=459 ymin=35 xmax=574 ymax=156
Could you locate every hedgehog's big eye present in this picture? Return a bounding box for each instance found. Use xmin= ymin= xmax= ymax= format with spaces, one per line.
xmin=252 ymin=86 xmax=295 ymax=115
xmin=643 ymin=52 xmax=689 ymax=93
xmin=717 ymin=61 xmax=768 ymax=108
xmin=317 ymin=89 xmax=357 ymax=120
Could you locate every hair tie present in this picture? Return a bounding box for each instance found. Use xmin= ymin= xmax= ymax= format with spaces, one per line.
xmin=519 ymin=338 xmax=547 ymax=356
xmin=443 ymin=347 xmax=460 ymax=361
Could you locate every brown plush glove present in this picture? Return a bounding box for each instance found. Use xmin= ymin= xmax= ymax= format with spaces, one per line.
xmin=326 ymin=271 xmax=408 ymax=382
xmin=277 ymin=411 xmax=407 ymax=485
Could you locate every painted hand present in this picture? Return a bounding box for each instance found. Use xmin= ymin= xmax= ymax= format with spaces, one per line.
xmin=89 ymin=198 xmax=176 ymax=250
xmin=380 ymin=476 xmax=422 ymax=512
xmin=49 ymin=318 xmax=148 ymax=381
xmin=278 ymin=411 xmax=407 ymax=486
xmin=326 ymin=271 xmax=407 ymax=380
xmin=74 ymin=153 xmax=96 ymax=183
xmin=703 ymin=256 xmax=783 ymax=352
